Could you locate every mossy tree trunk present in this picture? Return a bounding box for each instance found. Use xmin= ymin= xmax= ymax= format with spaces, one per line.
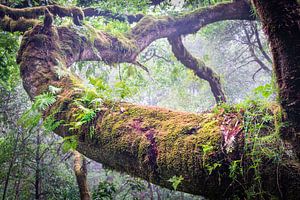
xmin=16 ymin=18 xmax=300 ymax=198
xmin=3 ymin=0 xmax=298 ymax=199
xmin=251 ymin=0 xmax=300 ymax=158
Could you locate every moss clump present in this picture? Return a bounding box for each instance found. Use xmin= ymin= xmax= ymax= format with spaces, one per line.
xmin=0 ymin=16 xmax=38 ymax=32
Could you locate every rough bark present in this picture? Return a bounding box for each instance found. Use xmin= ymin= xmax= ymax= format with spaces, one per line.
xmin=168 ymin=36 xmax=226 ymax=103
xmin=251 ymin=0 xmax=300 ymax=158
xmin=73 ymin=151 xmax=91 ymax=200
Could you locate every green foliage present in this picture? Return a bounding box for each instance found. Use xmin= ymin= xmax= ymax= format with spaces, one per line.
xmin=87 ymin=18 xmax=130 ymax=37
xmin=205 ymin=162 xmax=221 ymax=175
xmin=241 ymin=101 xmax=283 ymax=198
xmin=33 ymin=92 xmax=57 ymax=110
xmin=0 ymin=135 xmax=14 ymax=166
xmin=114 ymin=81 xmax=132 ymax=99
xmin=200 ymin=21 xmax=230 ymax=40
xmin=0 ymin=31 xmax=20 ymax=90
xmin=90 ymin=0 xmax=150 ymax=14
xmin=69 ymin=104 xmax=97 ymax=130
xmin=184 ymin=0 xmax=228 ymax=8
xmin=0 ymin=85 xmax=80 ymax=200
xmin=201 ymin=142 xmax=221 ymax=174
xmin=62 ymin=135 xmax=78 ymax=153
xmin=43 ymin=113 xmax=64 ymax=132
xmin=168 ymin=175 xmax=184 ymax=191
xmin=211 ymin=82 xmax=284 ymax=198
xmin=253 ymin=83 xmax=274 ymax=99
xmin=229 ymin=160 xmax=242 ymax=180
xmin=19 ymin=92 xmax=56 ymax=129
xmin=201 ymin=142 xmax=214 ymax=156
xmin=92 ymin=180 xmax=116 ymax=200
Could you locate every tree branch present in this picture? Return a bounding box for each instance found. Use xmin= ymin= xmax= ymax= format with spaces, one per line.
xmin=168 ymin=36 xmax=226 ymax=103
xmin=0 ymin=15 xmax=38 ymax=32
xmin=252 ymin=22 xmax=272 ymax=63
xmin=0 ymin=3 xmax=143 ymax=24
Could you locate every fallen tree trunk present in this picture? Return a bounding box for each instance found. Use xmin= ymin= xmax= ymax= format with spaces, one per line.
xmin=16 ymin=20 xmax=300 ymax=199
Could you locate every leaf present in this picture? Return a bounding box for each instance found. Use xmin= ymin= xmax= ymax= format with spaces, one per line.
xmin=49 ymin=85 xmax=62 ymax=94
xmin=114 ymin=81 xmax=131 ymax=99
xmin=33 ymin=93 xmax=56 ymax=110
xmin=62 ymin=136 xmax=78 ymax=153
xmin=168 ymin=175 xmax=184 ymax=191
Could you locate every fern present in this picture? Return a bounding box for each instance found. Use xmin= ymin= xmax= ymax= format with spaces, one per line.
xmin=62 ymin=135 xmax=78 ymax=153
xmin=33 ymin=92 xmax=56 ymax=110
xmin=43 ymin=114 xmax=64 ymax=132
xmin=114 ymin=81 xmax=132 ymax=99
xmin=49 ymin=85 xmax=62 ymax=94
xmin=19 ymin=92 xmax=57 ymax=129
xmin=18 ymin=109 xmax=42 ymax=129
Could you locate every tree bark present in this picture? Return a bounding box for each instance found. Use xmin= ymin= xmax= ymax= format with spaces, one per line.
xmin=73 ymin=151 xmax=91 ymax=200
xmin=251 ymin=0 xmax=300 ymax=158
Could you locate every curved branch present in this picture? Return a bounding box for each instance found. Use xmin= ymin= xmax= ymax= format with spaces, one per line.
xmin=252 ymin=67 xmax=263 ymax=81
xmin=168 ymin=36 xmax=226 ymax=103
xmin=61 ymin=1 xmax=254 ymax=66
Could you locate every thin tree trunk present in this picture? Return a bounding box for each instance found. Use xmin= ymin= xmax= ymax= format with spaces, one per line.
xmin=35 ymin=128 xmax=41 ymax=200
xmin=252 ymin=22 xmax=272 ymax=64
xmin=2 ymin=128 xmax=21 ymax=200
xmin=147 ymin=182 xmax=154 ymax=200
xmin=73 ymin=151 xmax=91 ymax=200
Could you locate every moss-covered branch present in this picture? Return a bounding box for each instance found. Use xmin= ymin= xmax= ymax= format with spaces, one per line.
xmin=0 ymin=15 xmax=38 ymax=32
xmin=15 ymin=13 xmax=300 ymax=199
xmin=0 ymin=3 xmax=143 ymax=25
xmin=168 ymin=36 xmax=226 ymax=103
